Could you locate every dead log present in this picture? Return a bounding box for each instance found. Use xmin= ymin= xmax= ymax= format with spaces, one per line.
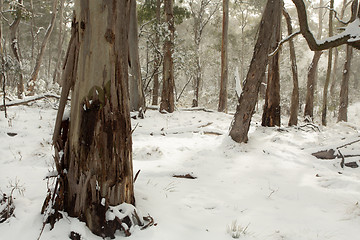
xmin=173 ymin=173 xmax=197 ymax=179
xmin=0 ymin=93 xmax=61 ymax=111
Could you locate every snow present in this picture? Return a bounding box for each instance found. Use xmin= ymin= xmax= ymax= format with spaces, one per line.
xmin=317 ymin=18 xmax=360 ymax=45
xmin=1 ymin=100 xmax=360 ymax=239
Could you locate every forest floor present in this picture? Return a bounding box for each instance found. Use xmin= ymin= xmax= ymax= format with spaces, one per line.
xmin=1 ymin=99 xmax=360 ymax=240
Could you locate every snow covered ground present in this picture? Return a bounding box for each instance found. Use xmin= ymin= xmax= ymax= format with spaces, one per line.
xmin=1 ymin=100 xmax=360 ymax=239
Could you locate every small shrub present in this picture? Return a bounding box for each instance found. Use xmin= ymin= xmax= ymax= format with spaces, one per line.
xmin=0 ymin=178 xmax=25 ymax=223
xmin=227 ymin=220 xmax=250 ymax=239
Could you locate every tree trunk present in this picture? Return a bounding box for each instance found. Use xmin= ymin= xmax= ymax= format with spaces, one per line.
xmin=152 ymin=0 xmax=161 ymax=106
xmin=304 ymin=51 xmax=322 ymax=120
xmin=129 ymin=0 xmax=145 ymax=112
xmin=45 ymin=1 xmax=135 ymax=237
xmin=283 ymin=8 xmax=299 ymax=126
xmin=52 ymin=0 xmax=66 ymax=85
xmin=0 ymin=0 xmax=6 ymax=118
xmin=28 ymin=0 xmax=58 ymax=95
xmin=261 ymin=3 xmax=281 ymax=127
xmin=160 ymin=0 xmax=175 ymax=113
xmin=229 ymin=0 xmax=281 ymax=143
xmin=192 ymin=41 xmax=201 ymax=107
xmin=304 ymin=0 xmax=324 ymax=121
xmin=321 ymin=0 xmax=334 ymax=126
xmin=329 ymin=47 xmax=339 ymax=108
xmin=218 ymin=0 xmax=228 ymax=113
xmin=9 ymin=0 xmax=24 ymax=99
xmin=338 ymin=45 xmax=353 ymax=122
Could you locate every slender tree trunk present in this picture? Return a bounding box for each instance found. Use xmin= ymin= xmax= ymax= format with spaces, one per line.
xmin=329 ymin=47 xmax=339 ymax=107
xmin=9 ymin=0 xmax=24 ymax=99
xmin=160 ymin=0 xmax=175 ymax=113
xmin=192 ymin=40 xmax=201 ymax=107
xmin=283 ymin=8 xmax=299 ymax=126
xmin=0 ymin=0 xmax=6 ymax=118
xmin=338 ymin=45 xmax=352 ymax=122
xmin=152 ymin=0 xmax=161 ymax=106
xmin=129 ymin=0 xmax=145 ymax=112
xmin=44 ymin=1 xmax=135 ymax=237
xmin=261 ymin=3 xmax=281 ymax=127
xmin=337 ymin=0 xmax=357 ymax=122
xmin=321 ymin=0 xmax=334 ymax=126
xmin=304 ymin=0 xmax=324 ymax=121
xmin=304 ymin=51 xmax=322 ymax=120
xmin=218 ymin=0 xmax=228 ymax=113
xmin=30 ymin=0 xmax=35 ymax=62
xmin=28 ymin=0 xmax=58 ymax=95
xmin=52 ymin=0 xmax=66 ymax=85
xmin=229 ymin=0 xmax=281 ymax=143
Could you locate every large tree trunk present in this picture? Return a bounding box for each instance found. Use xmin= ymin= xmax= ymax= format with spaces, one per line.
xmin=229 ymin=0 xmax=281 ymax=143
xmin=9 ymin=0 xmax=24 ymax=99
xmin=261 ymin=3 xmax=281 ymax=127
xmin=160 ymin=0 xmax=175 ymax=113
xmin=321 ymin=0 xmax=334 ymax=126
xmin=45 ymin=1 xmax=135 ymax=237
xmin=218 ymin=0 xmax=228 ymax=113
xmin=283 ymin=8 xmax=300 ymax=126
xmin=27 ymin=0 xmax=58 ymax=95
xmin=129 ymin=0 xmax=145 ymax=112
xmin=338 ymin=46 xmax=353 ymax=122
xmin=152 ymin=0 xmax=161 ymax=106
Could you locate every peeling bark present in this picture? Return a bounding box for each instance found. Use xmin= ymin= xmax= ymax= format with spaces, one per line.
xmin=262 ymin=2 xmax=281 ymax=127
xmin=44 ymin=1 xmax=135 ymax=237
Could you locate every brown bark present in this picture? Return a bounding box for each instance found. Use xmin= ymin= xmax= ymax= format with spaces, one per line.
xmin=304 ymin=51 xmax=322 ymax=121
xmin=283 ymin=8 xmax=299 ymax=126
xmin=9 ymin=0 xmax=24 ymax=99
xmin=261 ymin=2 xmax=281 ymax=127
xmin=218 ymin=0 xmax=228 ymax=113
xmin=160 ymin=0 xmax=175 ymax=113
xmin=304 ymin=0 xmax=323 ymax=121
xmin=321 ymin=0 xmax=334 ymax=126
xmin=28 ymin=0 xmax=59 ymax=94
xmin=129 ymin=0 xmax=145 ymax=112
xmin=45 ymin=1 xmax=135 ymax=237
xmin=338 ymin=45 xmax=353 ymax=122
xmin=152 ymin=0 xmax=161 ymax=106
xmin=229 ymin=0 xmax=281 ymax=143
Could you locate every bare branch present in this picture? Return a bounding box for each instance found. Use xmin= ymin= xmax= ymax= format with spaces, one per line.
xmin=269 ymin=30 xmax=301 ymax=57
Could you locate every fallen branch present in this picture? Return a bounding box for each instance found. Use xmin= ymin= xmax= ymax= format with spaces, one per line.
xmin=0 ymin=93 xmax=61 ymax=110
xmin=337 ymin=138 xmax=360 ymax=149
xmin=173 ymin=173 xmax=197 ymax=179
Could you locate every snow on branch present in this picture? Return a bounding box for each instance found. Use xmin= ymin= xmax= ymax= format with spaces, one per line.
xmin=291 ymin=0 xmax=360 ymax=50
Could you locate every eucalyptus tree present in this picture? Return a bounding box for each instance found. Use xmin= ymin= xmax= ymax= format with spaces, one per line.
xmin=42 ymin=1 xmax=140 ymax=237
